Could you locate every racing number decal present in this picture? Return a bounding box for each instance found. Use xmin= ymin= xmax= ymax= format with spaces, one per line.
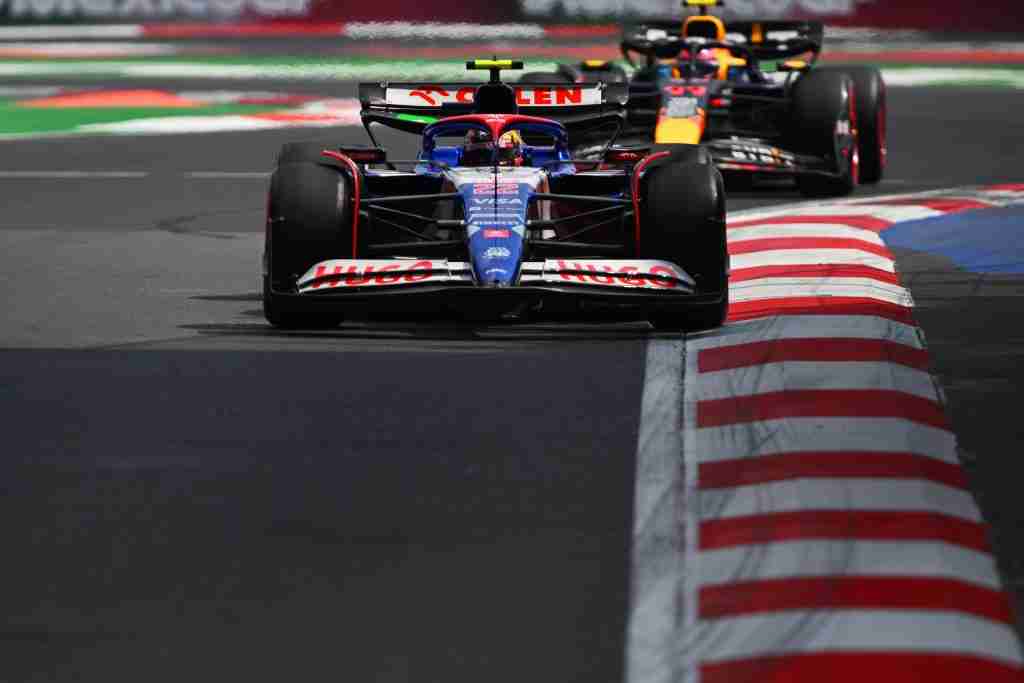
xmin=730 ymin=144 xmax=795 ymax=168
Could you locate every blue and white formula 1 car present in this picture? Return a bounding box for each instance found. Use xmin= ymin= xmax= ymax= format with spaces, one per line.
xmin=263 ymin=60 xmax=728 ymax=330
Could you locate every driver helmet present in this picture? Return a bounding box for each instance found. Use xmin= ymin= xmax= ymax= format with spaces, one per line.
xmin=461 ymin=129 xmax=526 ymax=167
xmin=461 ymin=128 xmax=493 ymax=166
xmin=496 ymin=130 xmax=525 ymax=167
xmin=678 ymin=47 xmax=719 ymax=79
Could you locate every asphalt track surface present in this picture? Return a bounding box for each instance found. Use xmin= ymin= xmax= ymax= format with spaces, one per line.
xmin=2 ymin=83 xmax=1023 ymax=681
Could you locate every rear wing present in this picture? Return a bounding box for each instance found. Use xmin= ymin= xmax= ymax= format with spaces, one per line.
xmin=725 ymin=20 xmax=823 ymax=60
xmin=358 ymin=81 xmax=629 ymax=136
xmin=620 ymin=19 xmax=822 ymax=65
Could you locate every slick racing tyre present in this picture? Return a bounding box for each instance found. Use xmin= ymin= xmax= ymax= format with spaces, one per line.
xmin=790 ymin=70 xmax=859 ymax=198
xmin=637 ymin=144 xmax=728 ymax=332
xmin=263 ymin=158 xmax=353 ymax=329
xmin=276 ymin=140 xmax=336 ymax=165
xmin=820 ymin=65 xmax=887 ymax=184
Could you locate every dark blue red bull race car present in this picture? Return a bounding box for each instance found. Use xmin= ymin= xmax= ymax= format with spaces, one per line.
xmin=263 ymin=60 xmax=728 ymax=330
xmin=520 ymin=0 xmax=887 ymax=197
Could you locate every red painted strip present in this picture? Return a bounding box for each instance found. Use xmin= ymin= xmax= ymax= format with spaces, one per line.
xmin=868 ymin=197 xmax=993 ymax=213
xmin=142 ymin=22 xmax=345 ymax=38
xmin=702 ymin=652 xmax=1024 ymax=683
xmin=699 ymin=451 xmax=968 ymax=490
xmin=321 ymin=150 xmax=361 ymax=258
xmin=697 ymin=389 xmax=949 ymax=430
xmin=729 ymin=263 xmax=900 ymax=285
xmin=988 ymin=183 xmax=1024 ymax=191
xmin=823 ymin=49 xmax=1024 ymax=65
xmin=700 ymin=576 xmax=1014 ymax=623
xmin=543 ymin=24 xmax=619 ymax=38
xmin=728 ymin=214 xmax=891 ymax=233
xmin=727 ymin=297 xmax=915 ymax=325
xmin=631 ymin=151 xmax=670 ymax=254
xmin=728 ymin=236 xmax=892 ymax=258
xmin=700 ymin=510 xmax=991 ymax=553
xmin=698 ymin=338 xmax=929 ymax=373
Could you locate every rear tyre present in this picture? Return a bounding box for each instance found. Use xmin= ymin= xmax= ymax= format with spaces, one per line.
xmin=790 ymin=70 xmax=859 ymax=198
xmin=263 ymin=160 xmax=352 ymax=329
xmin=821 ymin=65 xmax=886 ymax=184
xmin=638 ymin=144 xmax=728 ymax=332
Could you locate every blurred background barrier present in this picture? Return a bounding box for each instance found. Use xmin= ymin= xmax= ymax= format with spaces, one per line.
xmin=1 ymin=0 xmax=1022 ymax=31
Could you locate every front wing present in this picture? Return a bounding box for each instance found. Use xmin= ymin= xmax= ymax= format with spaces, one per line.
xmin=706 ymin=138 xmax=838 ymax=177
xmin=274 ymin=258 xmax=723 ymax=320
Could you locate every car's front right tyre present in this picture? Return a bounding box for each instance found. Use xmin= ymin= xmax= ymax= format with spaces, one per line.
xmin=636 ymin=144 xmax=729 ymax=332
xmin=263 ymin=158 xmax=353 ymax=329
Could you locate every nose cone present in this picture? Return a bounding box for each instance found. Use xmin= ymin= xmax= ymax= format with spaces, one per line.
xmin=470 ymin=230 xmax=523 ymax=286
xmin=459 ymin=180 xmax=529 ymax=287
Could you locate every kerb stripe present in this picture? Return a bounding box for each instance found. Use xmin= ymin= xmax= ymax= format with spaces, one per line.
xmin=697 ymin=338 xmax=929 ymax=372
xmin=700 ymin=510 xmax=991 ymax=553
xmin=730 ymin=264 xmax=900 ymax=285
xmin=696 ymin=389 xmax=949 ymax=429
xmin=729 ymin=214 xmax=892 ymax=232
xmin=699 ymin=576 xmax=1015 ymax=623
xmin=727 ymin=297 xmax=915 ymax=324
xmin=728 ymin=236 xmax=892 ymax=258
xmin=698 ymin=451 xmax=969 ymax=490
xmin=702 ymin=652 xmax=1024 ymax=683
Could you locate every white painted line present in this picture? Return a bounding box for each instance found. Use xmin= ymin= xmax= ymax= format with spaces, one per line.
xmin=701 ymin=477 xmax=983 ymax=523
xmin=697 ymin=416 xmax=959 ymax=466
xmin=627 ymin=338 xmax=686 ymax=683
xmin=728 ymin=278 xmax=914 ymax=307
xmin=0 ymin=24 xmax=142 ymax=40
xmin=185 ymin=172 xmax=271 ymax=179
xmin=0 ymin=170 xmax=148 ymax=178
xmin=729 ymin=250 xmax=896 ymax=273
xmin=692 ymin=313 xmax=924 ymax=349
xmin=728 ymin=223 xmax=887 ymax=244
xmin=0 ymin=171 xmax=276 ymax=180
xmin=694 ymin=360 xmax=938 ymax=402
xmin=701 ymin=540 xmax=1004 ymax=590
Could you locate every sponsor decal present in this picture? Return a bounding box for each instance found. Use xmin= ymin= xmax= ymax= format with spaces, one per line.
xmin=472 ymin=183 xmax=519 ymax=194
xmin=836 ymin=119 xmax=852 ymax=136
xmin=305 ymin=260 xmax=437 ymax=289
xmin=387 ymin=85 xmax=600 ymax=108
xmin=483 ymin=229 xmax=511 ymax=238
xmin=730 ymin=143 xmax=796 ymax=167
xmin=665 ymin=96 xmax=699 ymax=118
xmin=483 ymin=246 xmax=512 ymax=259
xmin=466 ymin=212 xmax=522 ymax=220
xmin=400 ymin=85 xmax=476 ymax=106
xmin=550 ymin=259 xmax=686 ymax=289
xmin=472 ymin=197 xmax=523 ymax=205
